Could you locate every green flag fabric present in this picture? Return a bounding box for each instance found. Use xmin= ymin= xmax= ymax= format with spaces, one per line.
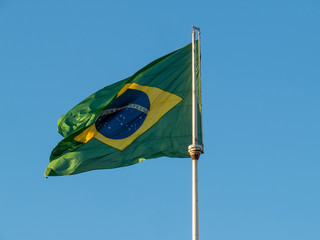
xmin=45 ymin=43 xmax=203 ymax=177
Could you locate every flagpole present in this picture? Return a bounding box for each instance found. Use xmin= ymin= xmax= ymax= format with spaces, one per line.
xmin=189 ymin=26 xmax=202 ymax=240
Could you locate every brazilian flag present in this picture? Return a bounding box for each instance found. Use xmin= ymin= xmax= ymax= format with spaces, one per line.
xmin=45 ymin=43 xmax=203 ymax=177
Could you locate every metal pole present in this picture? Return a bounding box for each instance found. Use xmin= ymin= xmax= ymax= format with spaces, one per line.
xmin=192 ymin=27 xmax=197 ymax=146
xmin=192 ymin=157 xmax=199 ymax=240
xmin=189 ymin=25 xmax=202 ymax=240
xmin=197 ymin=30 xmax=203 ymax=145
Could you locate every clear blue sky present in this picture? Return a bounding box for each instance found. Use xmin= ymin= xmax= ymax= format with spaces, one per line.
xmin=1 ymin=0 xmax=319 ymax=239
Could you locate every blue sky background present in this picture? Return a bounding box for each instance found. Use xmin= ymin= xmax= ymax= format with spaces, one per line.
xmin=1 ymin=0 xmax=320 ymax=239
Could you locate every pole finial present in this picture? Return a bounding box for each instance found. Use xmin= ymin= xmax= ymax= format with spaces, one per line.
xmin=192 ymin=25 xmax=200 ymax=31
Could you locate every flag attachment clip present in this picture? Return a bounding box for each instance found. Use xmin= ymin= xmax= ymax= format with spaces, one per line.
xmin=188 ymin=144 xmax=202 ymax=161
